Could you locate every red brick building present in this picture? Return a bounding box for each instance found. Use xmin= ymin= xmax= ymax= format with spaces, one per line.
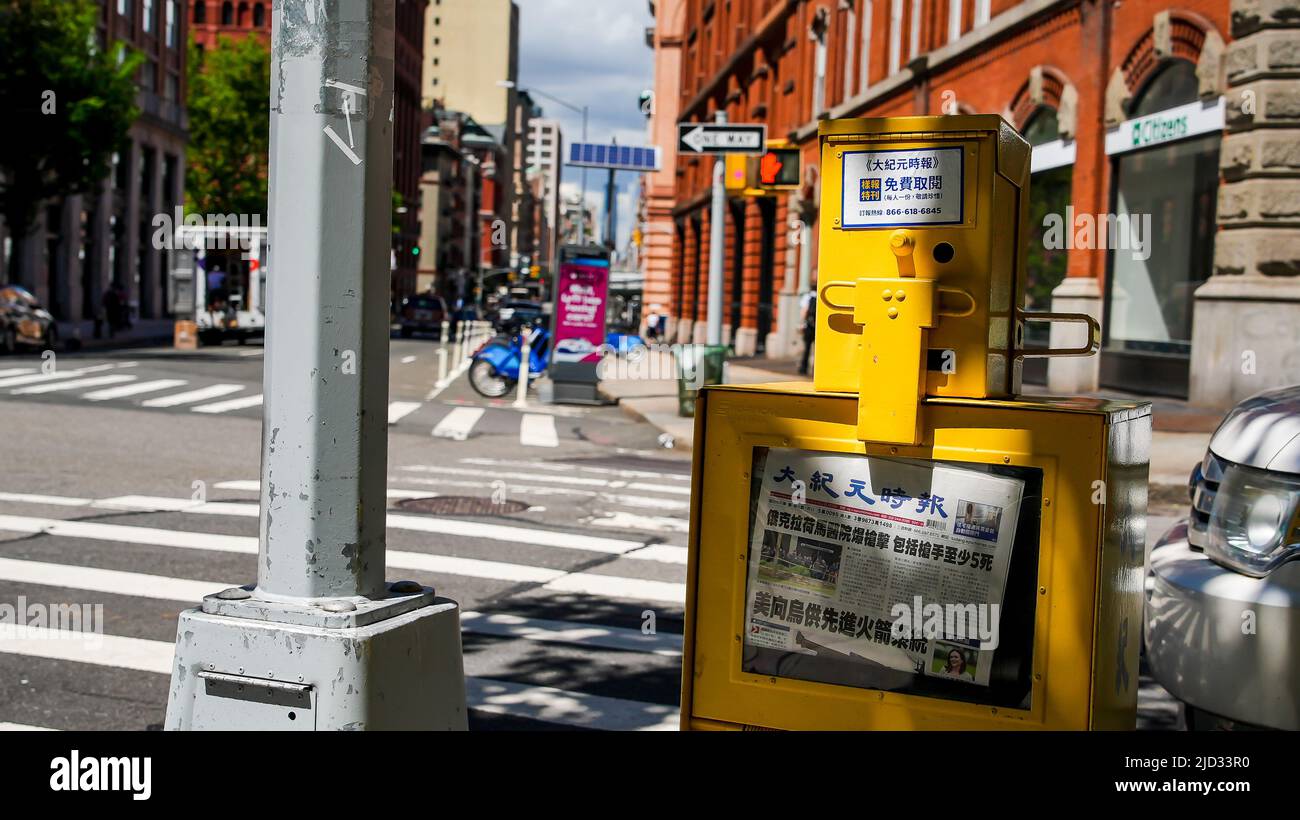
xmin=190 ymin=0 xmax=429 ymax=303
xmin=662 ymin=0 xmax=1299 ymax=403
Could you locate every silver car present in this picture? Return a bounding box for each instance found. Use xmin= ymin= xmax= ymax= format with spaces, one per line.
xmin=1145 ymin=384 xmax=1300 ymax=730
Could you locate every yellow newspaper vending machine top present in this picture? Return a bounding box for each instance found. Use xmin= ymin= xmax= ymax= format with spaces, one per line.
xmin=680 ymin=116 xmax=1150 ymax=731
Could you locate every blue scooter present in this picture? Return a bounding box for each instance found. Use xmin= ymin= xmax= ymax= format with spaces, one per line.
xmin=468 ymin=324 xmax=551 ymax=398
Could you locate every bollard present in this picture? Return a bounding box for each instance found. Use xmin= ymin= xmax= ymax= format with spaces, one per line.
xmin=513 ymin=325 xmax=532 ymax=409
xmin=436 ymin=346 xmax=448 ymax=387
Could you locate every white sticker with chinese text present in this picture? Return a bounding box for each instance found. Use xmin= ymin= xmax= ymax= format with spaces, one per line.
xmin=841 ymin=147 xmax=963 ymax=228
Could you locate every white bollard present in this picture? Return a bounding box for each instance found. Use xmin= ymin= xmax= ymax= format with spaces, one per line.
xmin=436 ymin=346 xmax=448 ymax=386
xmin=513 ymin=326 xmax=532 ymax=409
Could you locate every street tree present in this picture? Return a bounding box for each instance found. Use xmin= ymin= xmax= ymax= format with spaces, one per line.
xmin=0 ymin=0 xmax=141 ymax=284
xmin=186 ymin=34 xmax=270 ymax=220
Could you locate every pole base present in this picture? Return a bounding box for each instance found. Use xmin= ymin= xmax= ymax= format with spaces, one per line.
xmin=163 ymin=591 xmax=466 ymax=731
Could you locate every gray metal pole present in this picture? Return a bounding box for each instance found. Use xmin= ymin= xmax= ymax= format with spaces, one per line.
xmin=706 ymin=111 xmax=726 ymax=346
xmin=576 ymin=107 xmax=588 ymax=245
xmin=257 ymin=0 xmax=396 ymax=600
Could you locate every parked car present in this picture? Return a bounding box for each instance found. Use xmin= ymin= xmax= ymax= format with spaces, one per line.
xmin=0 ymin=284 xmax=57 ymax=353
xmin=489 ymin=300 xmax=543 ymax=333
xmin=1145 ymin=384 xmax=1300 ymax=730
xmin=397 ymin=293 xmax=449 ymax=338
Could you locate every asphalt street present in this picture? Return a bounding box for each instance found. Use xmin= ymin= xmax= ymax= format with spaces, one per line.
xmin=0 ymin=334 xmax=1181 ymax=731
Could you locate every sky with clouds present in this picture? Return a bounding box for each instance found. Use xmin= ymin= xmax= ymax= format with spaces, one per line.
xmin=515 ymin=0 xmax=656 ymax=250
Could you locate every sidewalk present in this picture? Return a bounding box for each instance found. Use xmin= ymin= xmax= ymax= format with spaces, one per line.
xmin=55 ymin=318 xmax=175 ymax=351
xmin=601 ymin=355 xmax=1216 ymax=490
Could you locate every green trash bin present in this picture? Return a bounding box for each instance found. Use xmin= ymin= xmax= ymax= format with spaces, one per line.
xmin=675 ymin=344 xmax=727 ymax=417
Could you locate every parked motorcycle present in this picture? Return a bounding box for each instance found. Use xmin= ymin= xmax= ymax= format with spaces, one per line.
xmin=468 ymin=324 xmax=551 ymax=398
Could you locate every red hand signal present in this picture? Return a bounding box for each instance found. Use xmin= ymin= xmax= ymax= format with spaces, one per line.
xmin=760 ymin=152 xmax=784 ymax=184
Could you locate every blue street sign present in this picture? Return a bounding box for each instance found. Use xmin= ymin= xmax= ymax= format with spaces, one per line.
xmin=567 ymin=142 xmax=662 ymax=172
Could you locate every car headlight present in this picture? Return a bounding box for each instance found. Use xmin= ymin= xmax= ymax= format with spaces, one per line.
xmin=1206 ymin=463 xmax=1300 ymax=577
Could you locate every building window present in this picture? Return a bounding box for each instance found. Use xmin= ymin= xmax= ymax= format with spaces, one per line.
xmin=975 ymin=0 xmax=991 ymax=26
xmin=841 ymin=1 xmax=857 ymax=101
xmin=165 ymin=1 xmax=177 ymax=47
xmin=888 ymin=0 xmax=903 ymax=74
xmin=194 ymin=1 xmax=206 ymax=24
xmin=143 ymin=0 xmax=154 ymax=33
xmin=810 ymin=11 xmax=828 ymax=118
xmin=909 ymin=0 xmax=921 ymax=60
xmin=253 ymin=3 xmax=265 ymax=27
xmin=859 ymin=1 xmax=873 ymax=91
xmin=222 ymin=2 xmax=233 ymax=26
xmin=1103 ymin=61 xmax=1219 ymax=392
xmin=948 ymin=0 xmax=962 ymax=42
xmin=1021 ymin=108 xmax=1072 ymax=382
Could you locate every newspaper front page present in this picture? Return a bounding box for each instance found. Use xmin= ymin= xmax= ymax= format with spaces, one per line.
xmin=743 ymin=448 xmax=1025 ymax=687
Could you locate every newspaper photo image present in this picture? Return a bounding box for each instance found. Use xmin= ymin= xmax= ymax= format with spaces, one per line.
xmin=743 ymin=448 xmax=1026 ymax=689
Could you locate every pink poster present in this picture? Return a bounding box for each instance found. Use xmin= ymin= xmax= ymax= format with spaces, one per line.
xmin=553 ymin=262 xmax=609 ymax=364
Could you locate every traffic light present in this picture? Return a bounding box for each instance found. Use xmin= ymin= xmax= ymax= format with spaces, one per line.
xmin=756 ymin=147 xmax=799 ymax=188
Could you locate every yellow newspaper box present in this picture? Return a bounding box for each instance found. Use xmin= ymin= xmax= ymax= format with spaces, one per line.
xmin=680 ymin=116 xmax=1151 ymax=730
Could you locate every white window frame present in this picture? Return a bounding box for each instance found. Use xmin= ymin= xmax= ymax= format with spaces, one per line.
xmin=948 ymin=0 xmax=963 ymax=42
xmin=811 ymin=16 xmax=828 ymax=117
xmin=841 ymin=1 xmax=857 ymax=101
xmin=859 ymin=1 xmax=873 ymax=92
xmin=909 ymin=0 xmax=922 ymax=60
xmin=888 ymin=0 xmax=903 ymax=74
xmin=975 ymin=0 xmax=991 ymax=26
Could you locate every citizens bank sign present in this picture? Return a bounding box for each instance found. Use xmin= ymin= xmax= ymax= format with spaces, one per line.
xmin=1105 ymin=97 xmax=1224 ymax=156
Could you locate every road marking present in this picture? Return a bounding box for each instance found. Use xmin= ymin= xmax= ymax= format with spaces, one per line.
xmin=0 ymin=364 xmax=119 ymax=389
xmin=0 ymin=492 xmax=92 ymax=507
xmin=0 ymin=722 xmax=53 ymax=731
xmin=388 ymin=475 xmax=690 ymax=513
xmin=192 ymin=393 xmax=263 ymax=414
xmin=432 ymin=406 xmax=483 ymax=440
xmin=0 ymin=626 xmax=680 ymax=730
xmin=458 ymin=457 xmax=692 ymax=483
xmin=464 ymin=678 xmax=678 ymax=731
xmin=142 ymin=384 xmax=244 ymax=407
xmin=0 ymin=555 xmax=681 ymax=656
xmin=400 ymin=355 xmax=417 ymax=364
xmin=0 ymin=368 xmax=36 ymax=378
xmin=238 ymin=349 xmax=264 ymax=357
xmin=587 ymin=511 xmax=690 ymax=534
xmin=82 ymin=379 xmax=188 ymax=401
xmin=0 ymin=556 xmax=219 ymax=602
xmin=387 ymin=401 xmax=421 ymax=424
xmin=0 ymin=514 xmax=687 ymax=601
xmin=519 ymin=414 xmax=559 ymax=447
xmin=10 ymin=374 xmax=136 ymax=395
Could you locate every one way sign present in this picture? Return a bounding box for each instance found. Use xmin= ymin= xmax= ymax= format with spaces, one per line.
xmin=677 ymin=123 xmax=767 ymax=154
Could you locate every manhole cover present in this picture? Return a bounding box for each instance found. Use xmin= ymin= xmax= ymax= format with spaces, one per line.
xmin=395 ymin=496 xmax=528 ymax=516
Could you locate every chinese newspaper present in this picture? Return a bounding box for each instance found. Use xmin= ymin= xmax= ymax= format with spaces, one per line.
xmin=743 ymin=448 xmax=1025 ymax=688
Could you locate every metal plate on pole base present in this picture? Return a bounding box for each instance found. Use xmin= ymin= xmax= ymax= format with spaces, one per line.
xmin=165 ymin=599 xmax=467 ymax=731
xmin=200 ymin=582 xmax=439 ymax=629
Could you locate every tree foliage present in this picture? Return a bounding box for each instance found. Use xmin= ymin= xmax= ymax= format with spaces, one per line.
xmin=185 ymin=34 xmax=270 ymax=218
xmin=0 ymin=0 xmax=141 ymax=276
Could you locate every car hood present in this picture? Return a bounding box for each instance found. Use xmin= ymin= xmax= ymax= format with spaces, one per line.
xmin=1209 ymin=384 xmax=1300 ymax=475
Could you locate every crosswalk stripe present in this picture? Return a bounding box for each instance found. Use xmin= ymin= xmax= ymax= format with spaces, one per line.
xmin=519 ymin=414 xmax=559 ymax=447
xmin=464 ymin=677 xmax=678 ymax=731
xmin=10 ymin=374 xmax=136 ymax=395
xmin=432 ymin=406 xmax=484 ymax=440
xmin=391 ymin=474 xmax=690 ymax=513
xmin=459 ymin=457 xmax=692 ymax=483
xmin=588 ymin=511 xmax=690 ymax=534
xmin=0 ymin=556 xmax=682 ymax=655
xmin=0 ymin=722 xmax=54 ymax=731
xmin=141 ymin=383 xmax=244 ymax=407
xmin=192 ymin=393 xmax=263 ymax=414
xmin=0 ymin=368 xmax=36 ymax=378
xmin=0 ymin=514 xmax=686 ymax=602
xmin=0 ymin=492 xmax=92 ymax=506
xmin=207 ymin=482 xmax=434 ymax=502
xmin=82 ymin=378 xmax=188 ymax=401
xmin=0 ymin=625 xmax=679 ymax=730
xmin=9 ymin=491 xmax=686 ymax=564
xmin=387 ymin=401 xmax=422 ymax=424
xmin=0 ymin=364 xmax=118 ymax=389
